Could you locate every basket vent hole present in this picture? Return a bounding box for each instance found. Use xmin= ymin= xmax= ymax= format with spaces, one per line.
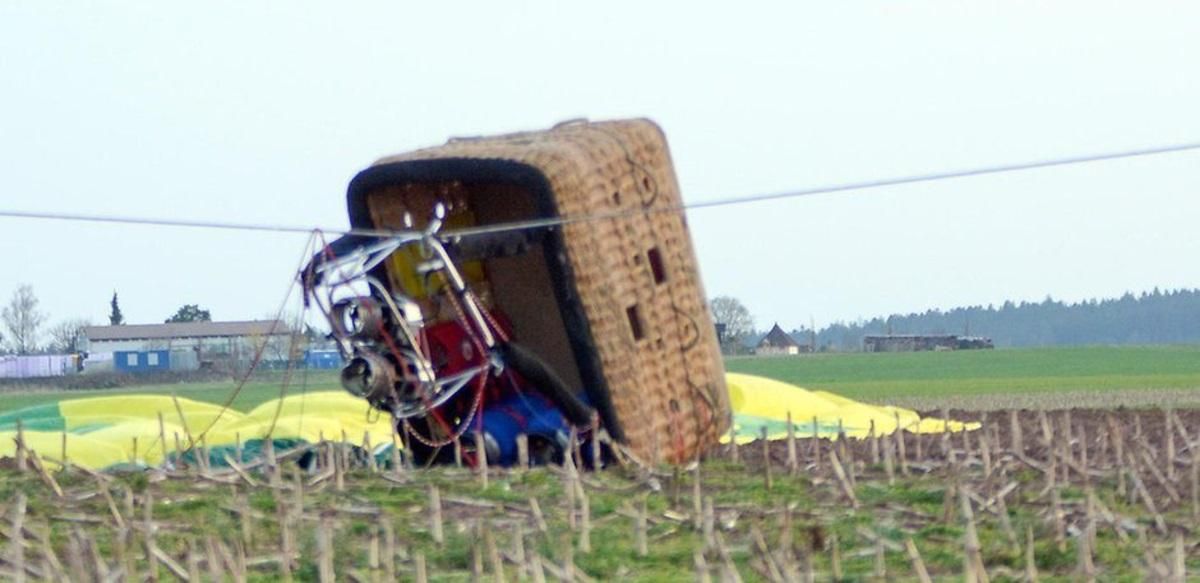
xmin=647 ymin=247 xmax=667 ymax=284
xmin=655 ymin=338 xmax=665 ymax=351
xmin=669 ymin=399 xmax=681 ymax=413
xmin=626 ymin=304 xmax=645 ymax=341
xmin=611 ymin=191 xmax=622 ymax=206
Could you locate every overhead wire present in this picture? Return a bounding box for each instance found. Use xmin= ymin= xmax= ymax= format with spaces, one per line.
xmin=1 ymin=139 xmax=1198 ymax=240
xmin=442 ymin=139 xmax=1200 ymax=239
xmin=0 ymin=209 xmax=343 ymax=236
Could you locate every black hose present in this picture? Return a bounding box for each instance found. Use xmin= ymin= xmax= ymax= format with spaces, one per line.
xmin=498 ymin=341 xmax=595 ymax=426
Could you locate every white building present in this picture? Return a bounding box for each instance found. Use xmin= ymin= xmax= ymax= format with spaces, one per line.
xmin=81 ymin=320 xmax=292 ymax=372
xmin=754 ymin=323 xmax=809 ymax=356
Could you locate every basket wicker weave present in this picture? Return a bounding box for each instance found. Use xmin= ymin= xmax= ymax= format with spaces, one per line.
xmin=345 ymin=118 xmax=730 ymax=464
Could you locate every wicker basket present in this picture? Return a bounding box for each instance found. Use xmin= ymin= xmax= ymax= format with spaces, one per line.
xmin=345 ymin=118 xmax=730 ymax=464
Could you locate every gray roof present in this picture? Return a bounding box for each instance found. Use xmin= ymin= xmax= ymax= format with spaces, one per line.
xmin=758 ymin=323 xmax=802 ymax=348
xmin=83 ymin=320 xmax=290 ymax=341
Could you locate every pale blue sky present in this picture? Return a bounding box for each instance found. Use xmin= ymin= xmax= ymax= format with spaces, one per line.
xmin=1 ymin=1 xmax=1198 ymax=335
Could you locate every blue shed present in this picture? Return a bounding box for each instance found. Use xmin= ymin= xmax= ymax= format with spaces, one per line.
xmin=114 ymin=350 xmax=170 ymax=373
xmin=304 ymin=350 xmax=343 ymax=370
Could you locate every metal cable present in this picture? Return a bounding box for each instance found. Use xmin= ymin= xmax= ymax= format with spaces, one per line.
xmin=0 ymin=209 xmax=342 ymax=235
xmin=444 ymin=139 xmax=1200 ymax=239
xmin=2 ymin=139 xmax=1198 ymax=239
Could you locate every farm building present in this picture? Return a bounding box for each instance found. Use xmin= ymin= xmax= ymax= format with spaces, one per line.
xmin=80 ymin=320 xmax=292 ymax=373
xmin=863 ymin=334 xmax=994 ymax=352
xmin=0 ymin=354 xmax=81 ymax=379
xmin=755 ymin=323 xmax=812 ymax=355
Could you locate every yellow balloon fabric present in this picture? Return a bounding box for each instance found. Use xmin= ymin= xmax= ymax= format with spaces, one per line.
xmin=234 ymin=391 xmax=394 ymax=449
xmin=3 ymin=375 xmax=973 ymax=470
xmin=0 ymin=431 xmax=129 ymax=470
xmin=3 ymin=391 xmax=391 ymax=470
xmin=59 ymin=395 xmax=242 ymax=433
xmin=725 ymin=372 xmax=977 ymax=443
xmin=79 ymin=418 xmax=186 ymax=466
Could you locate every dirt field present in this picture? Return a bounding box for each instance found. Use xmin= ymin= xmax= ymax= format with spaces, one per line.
xmin=1 ymin=406 xmax=1197 ymax=580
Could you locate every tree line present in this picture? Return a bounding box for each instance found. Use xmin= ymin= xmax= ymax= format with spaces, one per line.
xmin=812 ymin=287 xmax=1200 ymax=351
xmin=711 ymin=287 xmax=1200 ymax=353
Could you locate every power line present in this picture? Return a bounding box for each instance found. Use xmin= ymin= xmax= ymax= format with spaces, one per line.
xmin=2 ymin=139 xmax=1198 ymax=240
xmin=0 ymin=210 xmax=350 ymax=236
xmin=444 ymin=139 xmax=1200 ymax=239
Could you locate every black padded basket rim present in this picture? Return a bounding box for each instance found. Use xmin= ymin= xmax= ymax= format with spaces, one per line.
xmin=346 ymin=158 xmax=625 ymax=442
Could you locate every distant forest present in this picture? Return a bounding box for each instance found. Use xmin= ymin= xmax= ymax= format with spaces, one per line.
xmin=796 ymin=288 xmax=1200 ymax=351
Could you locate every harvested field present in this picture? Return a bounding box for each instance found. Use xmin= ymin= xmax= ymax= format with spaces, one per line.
xmin=1 ymin=407 xmax=1198 ymax=580
xmin=725 ymin=345 xmax=1200 ymax=409
xmin=877 ymin=387 xmax=1200 ymax=412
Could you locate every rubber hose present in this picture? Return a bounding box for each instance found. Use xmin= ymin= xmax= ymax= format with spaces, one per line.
xmin=498 ymin=341 xmax=596 ymax=426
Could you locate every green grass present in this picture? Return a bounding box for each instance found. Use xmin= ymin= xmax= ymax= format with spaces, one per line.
xmin=4 ymin=345 xmax=1200 ymax=415
xmin=0 ymin=371 xmax=342 ymax=414
xmin=725 ymin=345 xmax=1200 ymax=408
xmin=2 ymin=346 xmax=1198 ymax=578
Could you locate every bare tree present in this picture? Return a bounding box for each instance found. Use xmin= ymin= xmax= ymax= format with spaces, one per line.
xmin=2 ymin=285 xmax=48 ymax=355
xmin=710 ymin=295 xmax=755 ymax=351
xmin=47 ymin=318 xmax=92 ymax=353
xmin=254 ymin=312 xmax=307 ymax=365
